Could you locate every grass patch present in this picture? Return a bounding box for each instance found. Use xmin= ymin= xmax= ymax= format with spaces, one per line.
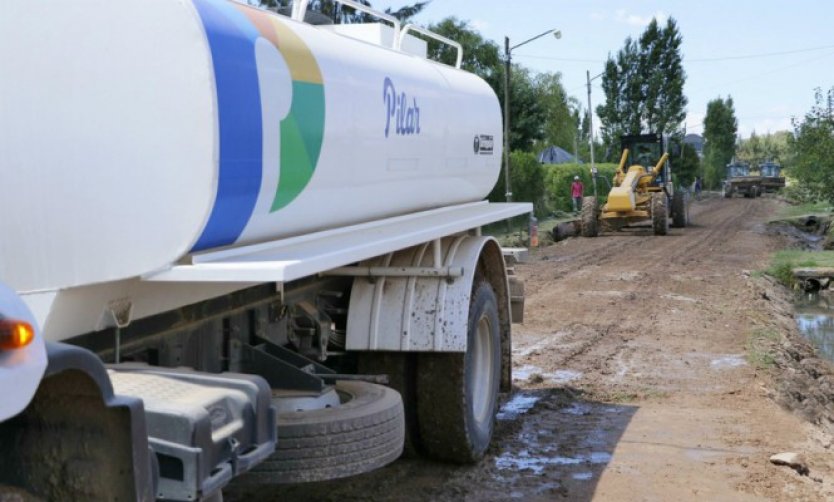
xmin=766 ymin=250 xmax=834 ymax=287
xmin=746 ymin=328 xmax=780 ymax=369
xmin=772 ymin=201 xmax=833 ymax=221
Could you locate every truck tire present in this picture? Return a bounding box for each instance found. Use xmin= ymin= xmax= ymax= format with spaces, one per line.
xmin=250 ymin=381 xmax=404 ymax=484
xmin=671 ymin=191 xmax=687 ymax=228
xmin=652 ymin=193 xmax=668 ymax=236
xmin=356 ymin=352 xmax=421 ymax=457
xmin=580 ymin=196 xmax=600 ymax=237
xmin=723 ymin=184 xmax=732 ymax=198
xmin=416 ymin=280 xmax=501 ymax=463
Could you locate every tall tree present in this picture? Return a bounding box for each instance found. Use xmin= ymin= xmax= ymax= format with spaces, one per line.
xmin=597 ymin=17 xmax=687 ymax=159
xmin=428 ymin=18 xmax=545 ymax=151
xmin=533 ymin=72 xmax=578 ymax=153
xmin=789 ymin=87 xmax=834 ymax=202
xmin=427 ymin=17 xmax=500 ymax=84
xmin=702 ymin=96 xmax=738 ymax=188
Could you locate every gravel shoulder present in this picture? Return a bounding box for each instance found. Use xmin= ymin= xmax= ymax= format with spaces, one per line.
xmin=229 ymin=195 xmax=834 ymax=501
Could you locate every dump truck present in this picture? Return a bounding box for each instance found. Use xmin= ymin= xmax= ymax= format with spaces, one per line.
xmin=581 ymin=133 xmax=689 ymax=237
xmin=0 ymin=1 xmax=530 ymax=500
xmin=759 ymin=161 xmax=786 ymax=192
xmin=722 ymin=162 xmax=762 ymax=198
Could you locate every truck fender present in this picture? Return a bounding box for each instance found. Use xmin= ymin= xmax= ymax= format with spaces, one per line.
xmin=345 ymin=235 xmax=512 ymax=388
xmin=0 ymin=342 xmax=157 ymax=501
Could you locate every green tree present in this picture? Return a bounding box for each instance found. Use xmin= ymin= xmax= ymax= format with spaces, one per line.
xmin=532 ymin=72 xmax=578 ymax=154
xmin=488 ymin=151 xmax=546 ymax=215
xmin=737 ymin=130 xmax=792 ymax=166
xmin=672 ymin=142 xmax=700 ymax=187
xmin=428 ymin=18 xmax=545 ymax=151
xmin=597 ymin=17 xmax=687 ymax=159
xmin=702 ymin=96 xmax=738 ymax=188
xmin=427 ymin=17 xmax=501 ymax=84
xmin=789 ymin=87 xmax=834 ymax=202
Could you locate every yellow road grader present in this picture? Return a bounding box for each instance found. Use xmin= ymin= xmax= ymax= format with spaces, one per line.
xmin=581 ymin=133 xmax=689 ymax=237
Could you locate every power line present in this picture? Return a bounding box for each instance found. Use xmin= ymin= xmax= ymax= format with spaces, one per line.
xmin=689 ymin=49 xmax=834 ymax=95
xmin=514 ymin=43 xmax=834 ymax=65
xmin=687 ymin=44 xmax=834 ymax=62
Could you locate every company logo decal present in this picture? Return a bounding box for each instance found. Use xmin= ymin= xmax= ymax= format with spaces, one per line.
xmin=383 ymin=77 xmax=421 ymax=137
xmin=191 ymin=0 xmax=326 ymax=250
xmin=474 ymin=134 xmax=494 ymax=155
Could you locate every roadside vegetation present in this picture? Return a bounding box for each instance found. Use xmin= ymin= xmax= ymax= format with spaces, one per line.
xmin=767 ymin=250 xmax=834 ymax=288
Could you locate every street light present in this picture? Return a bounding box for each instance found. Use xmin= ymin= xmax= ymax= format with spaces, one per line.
xmin=586 ymin=70 xmax=604 ymax=200
xmin=504 ymin=29 xmax=561 ymax=202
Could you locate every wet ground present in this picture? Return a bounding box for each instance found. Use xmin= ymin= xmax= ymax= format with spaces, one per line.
xmin=228 ymin=196 xmax=834 ymax=501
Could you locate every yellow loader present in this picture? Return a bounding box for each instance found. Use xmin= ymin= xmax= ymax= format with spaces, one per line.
xmin=582 ymin=133 xmax=689 ymax=237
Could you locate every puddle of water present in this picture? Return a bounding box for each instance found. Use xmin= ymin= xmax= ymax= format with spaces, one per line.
xmin=514 ymin=365 xmax=583 ymax=385
xmin=794 ymin=292 xmax=834 ymax=362
xmin=710 ymin=355 xmax=747 ymax=369
xmin=495 ymin=451 xmax=612 ymax=474
xmin=513 ymin=364 xmax=540 ymax=381
xmin=572 ymin=472 xmax=594 ymax=481
xmin=562 ymin=402 xmax=593 ymax=416
xmin=545 ymin=369 xmax=583 ymax=383
xmin=497 ymin=394 xmax=541 ymax=420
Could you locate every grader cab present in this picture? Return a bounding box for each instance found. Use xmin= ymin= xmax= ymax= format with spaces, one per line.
xmin=581 ymin=133 xmax=689 ymax=237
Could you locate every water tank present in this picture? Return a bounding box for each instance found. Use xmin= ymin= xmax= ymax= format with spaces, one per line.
xmin=0 ymin=0 xmax=502 ymax=291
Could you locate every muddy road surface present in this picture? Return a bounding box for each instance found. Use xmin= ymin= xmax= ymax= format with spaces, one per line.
xmin=228 ymin=196 xmax=834 ymax=501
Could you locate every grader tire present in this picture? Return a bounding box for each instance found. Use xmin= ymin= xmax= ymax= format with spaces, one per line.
xmin=580 ymin=197 xmax=600 ymax=237
xmin=652 ymin=193 xmax=668 ymax=236
xmin=671 ymin=191 xmax=687 ymax=228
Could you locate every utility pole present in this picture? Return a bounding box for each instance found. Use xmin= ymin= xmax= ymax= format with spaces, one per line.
xmin=504 ymin=36 xmax=512 ymax=202
xmin=586 ymin=70 xmax=598 ymax=199
xmin=503 ymin=29 xmax=561 ymax=204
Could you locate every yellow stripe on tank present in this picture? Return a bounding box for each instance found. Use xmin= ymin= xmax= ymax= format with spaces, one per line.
xmin=269 ymin=18 xmax=323 ymax=85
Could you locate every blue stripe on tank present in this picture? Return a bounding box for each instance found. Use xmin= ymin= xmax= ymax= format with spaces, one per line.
xmin=191 ymin=0 xmax=263 ymax=251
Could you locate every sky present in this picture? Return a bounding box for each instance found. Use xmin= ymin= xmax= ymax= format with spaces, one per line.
xmin=387 ymin=0 xmax=834 ymax=139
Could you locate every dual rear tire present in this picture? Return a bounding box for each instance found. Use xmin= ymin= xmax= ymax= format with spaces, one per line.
xmin=358 ymin=281 xmax=502 ymax=464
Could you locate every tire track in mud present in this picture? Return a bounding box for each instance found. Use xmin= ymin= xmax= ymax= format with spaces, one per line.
xmin=664 ymin=199 xmax=758 ymax=266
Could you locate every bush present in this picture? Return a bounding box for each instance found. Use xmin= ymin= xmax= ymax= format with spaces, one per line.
xmin=543 ymin=163 xmax=619 ymax=212
xmin=488 ymin=151 xmax=547 ymax=217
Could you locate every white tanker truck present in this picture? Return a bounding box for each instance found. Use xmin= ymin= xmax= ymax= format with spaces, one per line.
xmin=0 ymin=0 xmax=530 ymax=500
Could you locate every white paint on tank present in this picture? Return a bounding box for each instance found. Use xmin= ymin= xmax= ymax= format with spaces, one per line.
xmin=0 ymin=0 xmax=217 ymax=292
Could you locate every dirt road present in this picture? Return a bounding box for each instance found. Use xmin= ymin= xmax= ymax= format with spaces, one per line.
xmin=229 ymin=196 xmax=834 ymax=501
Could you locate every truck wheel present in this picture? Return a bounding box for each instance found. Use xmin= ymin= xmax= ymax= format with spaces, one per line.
xmin=652 ymin=193 xmax=668 ymax=236
xmin=671 ymin=191 xmax=687 ymax=228
xmin=356 ymin=352 xmax=421 ymax=457
xmin=250 ymin=381 xmax=404 ymax=484
xmin=723 ymin=185 xmax=732 ymax=198
xmin=416 ymin=280 xmax=501 ymax=463
xmin=580 ymin=197 xmax=600 ymax=237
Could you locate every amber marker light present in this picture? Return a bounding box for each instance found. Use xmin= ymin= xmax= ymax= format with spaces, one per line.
xmin=0 ymin=319 xmax=35 ymax=350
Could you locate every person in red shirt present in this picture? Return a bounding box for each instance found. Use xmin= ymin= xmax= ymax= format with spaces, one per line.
xmin=571 ymin=176 xmax=584 ymax=213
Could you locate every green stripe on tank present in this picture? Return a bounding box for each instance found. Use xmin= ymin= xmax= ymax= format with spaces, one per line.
xmin=271 ymin=81 xmax=325 ymax=212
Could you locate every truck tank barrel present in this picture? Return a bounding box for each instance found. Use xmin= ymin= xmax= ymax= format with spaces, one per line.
xmin=0 ymin=0 xmax=503 ymax=292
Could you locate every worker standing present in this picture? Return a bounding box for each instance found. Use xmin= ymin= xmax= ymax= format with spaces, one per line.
xmin=571 ymin=175 xmax=584 ymax=213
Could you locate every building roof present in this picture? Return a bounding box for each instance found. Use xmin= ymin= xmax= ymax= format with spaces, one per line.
xmin=537 ymin=145 xmax=580 ymax=164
